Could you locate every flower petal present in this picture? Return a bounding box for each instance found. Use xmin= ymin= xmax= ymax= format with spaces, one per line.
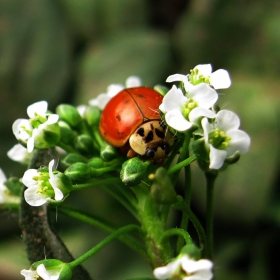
xmin=209 ymin=146 xmax=227 ymax=169
xmin=37 ymin=264 xmax=60 ymax=280
xmin=210 ymin=69 xmax=231 ymax=89
xmin=215 ymin=110 xmax=240 ymax=131
xmin=27 ymin=101 xmax=48 ymax=118
xmin=165 ymin=109 xmax=193 ymax=132
xmin=201 ymin=118 xmax=211 ymax=143
xmin=189 ymin=108 xmax=216 ymax=124
xmin=153 ymin=258 xmax=182 ymax=279
xmin=21 ymin=268 xmax=38 ymax=279
xmin=226 ymin=130 xmax=251 ymax=156
xmin=12 ymin=119 xmax=32 ymax=141
xmin=189 ymin=84 xmax=218 ymax=108
xmin=45 ymin=114 xmax=59 ymax=125
xmin=24 ymin=186 xmax=48 ymax=206
xmin=166 ymin=73 xmax=187 ymax=83
xmin=27 ymin=135 xmax=35 ymax=153
xmin=159 ymin=85 xmax=187 ymax=113
xmin=194 ymin=64 xmax=212 ymax=76
xmin=7 ymin=144 xmax=31 ymax=164
xmin=22 ymin=169 xmax=39 ymax=187
xmin=126 ymin=76 xmax=141 ymax=87
xmin=48 ymin=159 xmax=64 ymax=201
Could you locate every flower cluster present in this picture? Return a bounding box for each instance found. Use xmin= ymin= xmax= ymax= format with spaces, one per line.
xmin=160 ymin=64 xmax=250 ymax=170
xmin=12 ymin=101 xmax=60 ymax=153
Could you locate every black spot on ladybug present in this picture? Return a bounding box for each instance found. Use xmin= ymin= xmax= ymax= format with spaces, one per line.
xmin=137 ymin=127 xmax=145 ymax=136
xmin=155 ymin=128 xmax=165 ymax=139
xmin=146 ymin=149 xmax=155 ymax=159
xmin=145 ymin=131 xmax=154 ymax=143
xmin=116 ymin=115 xmax=121 ymax=121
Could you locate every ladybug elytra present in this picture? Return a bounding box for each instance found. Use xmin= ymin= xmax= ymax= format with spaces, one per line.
xmin=99 ymin=87 xmax=173 ymax=163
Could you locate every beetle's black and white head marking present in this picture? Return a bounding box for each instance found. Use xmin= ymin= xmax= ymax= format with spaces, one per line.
xmin=129 ymin=120 xmax=173 ymax=163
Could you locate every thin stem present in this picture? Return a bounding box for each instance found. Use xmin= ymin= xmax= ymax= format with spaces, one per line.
xmin=172 ymin=196 xmax=207 ymax=255
xmin=205 ymin=171 xmax=218 ymax=260
xmin=68 ymin=224 xmax=143 ymax=269
xmin=167 ymin=155 xmax=196 ymax=175
xmin=160 ymin=228 xmax=192 ymax=247
xmin=72 ymin=177 xmax=121 ymax=190
xmin=57 ymin=205 xmax=148 ymax=261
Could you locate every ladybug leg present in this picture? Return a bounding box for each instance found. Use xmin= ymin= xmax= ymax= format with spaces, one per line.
xmin=127 ymin=148 xmax=137 ymax=158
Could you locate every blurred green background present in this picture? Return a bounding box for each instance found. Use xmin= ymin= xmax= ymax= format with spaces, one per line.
xmin=0 ymin=0 xmax=279 ymax=279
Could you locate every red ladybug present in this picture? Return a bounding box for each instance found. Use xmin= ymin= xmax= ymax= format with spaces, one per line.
xmin=99 ymin=87 xmax=173 ymax=163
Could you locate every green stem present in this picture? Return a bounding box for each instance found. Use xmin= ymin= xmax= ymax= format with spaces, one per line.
xmin=160 ymin=228 xmax=192 ymax=247
xmin=57 ymin=205 xmax=148 ymax=261
xmin=68 ymin=224 xmax=143 ymax=269
xmin=205 ymin=171 xmax=218 ymax=260
xmin=167 ymin=155 xmax=196 ymax=175
xmin=132 ymin=183 xmax=170 ymax=268
xmin=72 ymin=178 xmax=121 ymax=190
xmin=172 ymin=196 xmax=207 ymax=255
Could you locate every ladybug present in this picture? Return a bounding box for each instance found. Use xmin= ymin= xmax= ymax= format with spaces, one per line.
xmin=99 ymin=87 xmax=173 ymax=163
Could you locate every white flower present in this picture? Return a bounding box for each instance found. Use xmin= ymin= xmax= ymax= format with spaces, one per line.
xmin=159 ymin=85 xmax=217 ymax=132
xmin=202 ymin=110 xmax=251 ymax=169
xmin=167 ymin=64 xmax=231 ymax=90
xmin=7 ymin=144 xmax=32 ymax=164
xmin=89 ymin=75 xmax=141 ymax=109
xmin=154 ymin=255 xmax=213 ymax=280
xmin=21 ymin=264 xmax=60 ymax=280
xmin=22 ymin=159 xmax=64 ymax=206
xmin=12 ymin=101 xmax=60 ymax=153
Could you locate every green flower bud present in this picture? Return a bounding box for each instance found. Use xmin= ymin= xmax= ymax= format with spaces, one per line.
xmin=60 ymin=153 xmax=88 ymax=169
xmin=56 ymin=104 xmax=83 ymax=128
xmin=88 ymin=157 xmax=105 ymax=168
xmin=58 ymin=120 xmax=76 ymax=146
xmin=30 ymin=259 xmax=72 ymax=280
xmin=100 ymin=143 xmax=119 ymax=161
xmin=64 ymin=162 xmax=92 ymax=183
xmin=120 ymin=157 xmax=150 ymax=186
xmin=85 ymin=105 xmax=101 ymax=127
xmin=74 ymin=134 xmax=94 ymax=156
xmin=149 ymin=167 xmax=177 ymax=204
xmin=179 ymin=244 xmax=201 ymax=260
xmin=34 ymin=122 xmax=60 ymax=149
xmin=153 ymin=84 xmax=169 ymax=96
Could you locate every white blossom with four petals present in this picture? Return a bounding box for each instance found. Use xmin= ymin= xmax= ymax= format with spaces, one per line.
xmin=202 ymin=110 xmax=251 ymax=169
xmin=89 ymin=76 xmax=142 ymax=110
xmin=22 ymin=159 xmax=64 ymax=206
xmin=159 ymin=84 xmax=218 ymax=132
xmin=153 ymin=255 xmax=213 ymax=280
xmin=167 ymin=64 xmax=231 ymax=90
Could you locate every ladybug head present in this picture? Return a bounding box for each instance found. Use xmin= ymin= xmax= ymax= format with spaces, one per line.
xmin=129 ymin=120 xmax=173 ymax=163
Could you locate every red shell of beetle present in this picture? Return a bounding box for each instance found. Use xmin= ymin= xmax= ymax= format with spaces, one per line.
xmin=99 ymin=87 xmax=163 ymax=147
